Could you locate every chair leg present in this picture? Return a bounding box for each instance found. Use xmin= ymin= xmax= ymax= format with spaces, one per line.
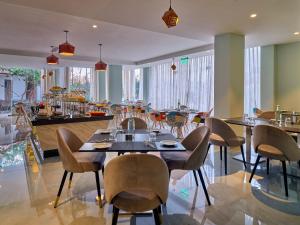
xmin=197 ymin=169 xmax=211 ymax=206
xmin=281 ymin=161 xmax=288 ymax=197
xmin=192 ymin=170 xmax=199 ymax=186
xmin=266 ymin=158 xmax=270 ymax=175
xmin=95 ymin=171 xmax=102 ymax=208
xmin=102 ymin=166 xmax=105 ymax=176
xmin=168 ymin=169 xmax=171 ymax=179
xmin=68 ymin=172 xmax=73 ymax=189
xmin=112 ymin=206 xmax=119 ymax=225
xmin=249 ymin=155 xmax=261 ymax=183
xmin=54 ymin=170 xmax=68 ymax=208
xmin=220 ymin=146 xmax=222 ymax=160
xmin=153 ymin=207 xmax=161 ymax=225
xmin=204 ymin=143 xmax=211 ymax=162
xmin=224 ymin=146 xmax=227 ymax=175
xmin=240 ymin=145 xmax=247 ymax=169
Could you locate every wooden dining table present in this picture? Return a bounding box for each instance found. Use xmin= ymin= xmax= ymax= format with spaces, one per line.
xmin=225 ymin=117 xmax=300 ymax=165
xmin=79 ymin=129 xmax=186 ymax=153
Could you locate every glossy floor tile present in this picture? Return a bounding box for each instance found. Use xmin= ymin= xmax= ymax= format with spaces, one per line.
xmin=0 ymin=142 xmax=300 ymax=225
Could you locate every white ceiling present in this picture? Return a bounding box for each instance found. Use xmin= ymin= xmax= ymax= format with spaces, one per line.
xmin=0 ymin=0 xmax=299 ymax=66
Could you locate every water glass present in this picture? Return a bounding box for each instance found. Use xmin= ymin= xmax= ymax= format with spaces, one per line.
xmin=149 ymin=132 xmax=156 ymax=142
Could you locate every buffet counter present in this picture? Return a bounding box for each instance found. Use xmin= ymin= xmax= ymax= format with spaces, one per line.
xmin=32 ymin=115 xmax=113 ymax=158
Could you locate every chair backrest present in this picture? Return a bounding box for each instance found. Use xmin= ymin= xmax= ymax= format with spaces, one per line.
xmin=205 ymin=117 xmax=237 ymax=144
xmin=120 ymin=117 xmax=147 ymax=129
xmin=104 ymin=154 xmax=169 ymax=206
xmin=257 ymin=111 xmax=275 ymax=120
xmin=166 ymin=111 xmax=186 ymax=127
xmin=56 ymin=128 xmax=83 ymax=172
xmin=182 ymin=126 xmax=210 ymax=169
xmin=253 ymin=125 xmax=300 ymax=161
xmin=110 ymin=104 xmax=122 ymax=114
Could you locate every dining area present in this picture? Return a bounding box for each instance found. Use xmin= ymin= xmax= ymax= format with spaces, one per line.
xmin=1 ymin=1 xmax=300 ymax=225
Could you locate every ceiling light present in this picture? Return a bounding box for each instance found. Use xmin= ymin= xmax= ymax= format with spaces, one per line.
xmin=171 ymin=58 xmax=176 ymax=71
xmin=46 ymin=46 xmax=59 ymax=65
xmin=95 ymin=43 xmax=107 ymax=71
xmin=92 ymin=25 xmax=98 ymax=29
xmin=59 ymin=30 xmax=75 ymax=56
xmin=162 ymin=0 xmax=179 ymax=28
xmin=294 ymin=32 xmax=300 ymax=35
xmin=250 ymin=14 xmax=257 ymax=18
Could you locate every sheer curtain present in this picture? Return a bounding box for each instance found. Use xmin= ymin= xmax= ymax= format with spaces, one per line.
xmin=148 ymin=53 xmax=214 ymax=111
xmin=244 ymin=47 xmax=261 ymax=116
xmin=122 ymin=67 xmax=143 ymax=101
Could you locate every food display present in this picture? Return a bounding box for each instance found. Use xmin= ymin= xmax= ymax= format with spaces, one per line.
xmin=32 ymin=86 xmax=108 ymax=120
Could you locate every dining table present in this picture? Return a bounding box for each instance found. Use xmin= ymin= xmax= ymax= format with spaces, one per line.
xmin=79 ymin=129 xmax=186 ymax=153
xmin=225 ymin=117 xmax=300 ymax=165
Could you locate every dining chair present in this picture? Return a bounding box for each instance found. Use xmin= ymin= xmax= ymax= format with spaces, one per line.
xmin=160 ymin=126 xmax=211 ymax=205
xmin=249 ymin=125 xmax=300 ymax=197
xmin=104 ymin=154 xmax=169 ymax=225
xmin=54 ymin=128 xmax=106 ymax=208
xmin=192 ymin=108 xmax=213 ymax=127
xmin=150 ymin=111 xmax=166 ymax=129
xmin=166 ymin=111 xmax=187 ymax=138
xmin=205 ymin=117 xmax=247 ymax=174
xmin=120 ymin=117 xmax=148 ymax=129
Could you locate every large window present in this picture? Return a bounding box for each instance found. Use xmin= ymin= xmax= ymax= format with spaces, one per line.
xmin=122 ymin=67 xmax=143 ymax=101
xmin=148 ymin=53 xmax=214 ymax=111
xmin=244 ymin=47 xmax=261 ymax=116
xmin=68 ymin=67 xmax=95 ymax=101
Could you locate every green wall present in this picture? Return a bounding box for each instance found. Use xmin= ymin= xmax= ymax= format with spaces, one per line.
xmin=275 ymin=42 xmax=300 ymax=111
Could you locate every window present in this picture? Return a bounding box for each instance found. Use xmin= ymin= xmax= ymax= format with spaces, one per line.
xmin=122 ymin=67 xmax=143 ymax=101
xmin=148 ymin=53 xmax=214 ymax=111
xmin=244 ymin=47 xmax=261 ymax=116
xmin=68 ymin=67 xmax=95 ymax=101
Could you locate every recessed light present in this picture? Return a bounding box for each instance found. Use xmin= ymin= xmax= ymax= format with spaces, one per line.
xmin=294 ymin=32 xmax=300 ymax=35
xmin=92 ymin=25 xmax=98 ymax=29
xmin=250 ymin=14 xmax=257 ymax=18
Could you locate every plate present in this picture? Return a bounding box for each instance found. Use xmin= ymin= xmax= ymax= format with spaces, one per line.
xmin=93 ymin=143 xmax=112 ymax=149
xmin=152 ymin=129 xmax=160 ymax=134
xmin=160 ymin=140 xmax=177 ymax=147
xmin=96 ymin=129 xmax=111 ymax=134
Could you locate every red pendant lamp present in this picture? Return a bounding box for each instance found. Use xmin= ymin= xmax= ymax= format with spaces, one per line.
xmin=46 ymin=46 xmax=59 ymax=65
xmin=59 ymin=30 xmax=75 ymax=56
xmin=95 ymin=43 xmax=107 ymax=71
xmin=162 ymin=0 xmax=179 ymax=28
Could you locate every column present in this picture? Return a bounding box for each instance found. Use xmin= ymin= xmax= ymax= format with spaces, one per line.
xmin=260 ymin=45 xmax=275 ymax=110
xmin=143 ymin=67 xmax=150 ymax=103
xmin=97 ymin=71 xmax=107 ymax=102
xmin=214 ymin=33 xmax=245 ymax=118
xmin=108 ymin=65 xmax=123 ymax=104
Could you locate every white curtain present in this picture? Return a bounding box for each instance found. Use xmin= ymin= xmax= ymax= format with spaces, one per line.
xmin=244 ymin=47 xmax=261 ymax=116
xmin=122 ymin=67 xmax=143 ymax=101
xmin=148 ymin=53 xmax=214 ymax=111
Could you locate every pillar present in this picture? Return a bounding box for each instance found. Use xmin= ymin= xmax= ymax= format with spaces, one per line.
xmin=214 ymin=33 xmax=245 ymax=118
xmin=108 ymin=65 xmax=122 ymax=104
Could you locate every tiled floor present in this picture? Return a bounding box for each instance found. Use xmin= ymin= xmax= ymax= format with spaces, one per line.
xmin=0 ymin=116 xmax=300 ymax=225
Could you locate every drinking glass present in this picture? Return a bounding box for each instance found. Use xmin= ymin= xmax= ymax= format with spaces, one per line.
xmin=149 ymin=133 xmax=156 ymax=142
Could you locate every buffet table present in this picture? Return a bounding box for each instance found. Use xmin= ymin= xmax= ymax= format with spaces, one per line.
xmin=32 ymin=115 xmax=114 ymax=158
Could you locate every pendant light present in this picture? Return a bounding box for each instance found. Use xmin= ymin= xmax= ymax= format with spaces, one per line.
xmin=171 ymin=58 xmax=176 ymax=71
xmin=162 ymin=0 xmax=179 ymax=28
xmin=46 ymin=46 xmax=59 ymax=65
xmin=59 ymin=30 xmax=75 ymax=56
xmin=95 ymin=43 xmax=107 ymax=71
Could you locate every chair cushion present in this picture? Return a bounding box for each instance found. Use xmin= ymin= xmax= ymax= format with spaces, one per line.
xmin=209 ymin=134 xmax=245 ymax=147
xmin=257 ymin=144 xmax=287 ymax=161
xmin=73 ymin=152 xmax=106 ymax=172
xmin=113 ymin=189 xmax=161 ymax=212
xmin=160 ymin=151 xmax=191 ymax=170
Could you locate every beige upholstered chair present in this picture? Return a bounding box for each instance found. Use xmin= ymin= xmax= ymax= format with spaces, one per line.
xmin=256 ymin=111 xmax=275 ymax=120
xmin=249 ymin=125 xmax=300 ymax=197
xmin=104 ymin=154 xmax=169 ymax=225
xmin=205 ymin=117 xmax=247 ymax=174
xmin=120 ymin=117 xmax=147 ymax=129
xmin=160 ymin=126 xmax=211 ymax=205
xmin=54 ymin=128 xmax=106 ymax=208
